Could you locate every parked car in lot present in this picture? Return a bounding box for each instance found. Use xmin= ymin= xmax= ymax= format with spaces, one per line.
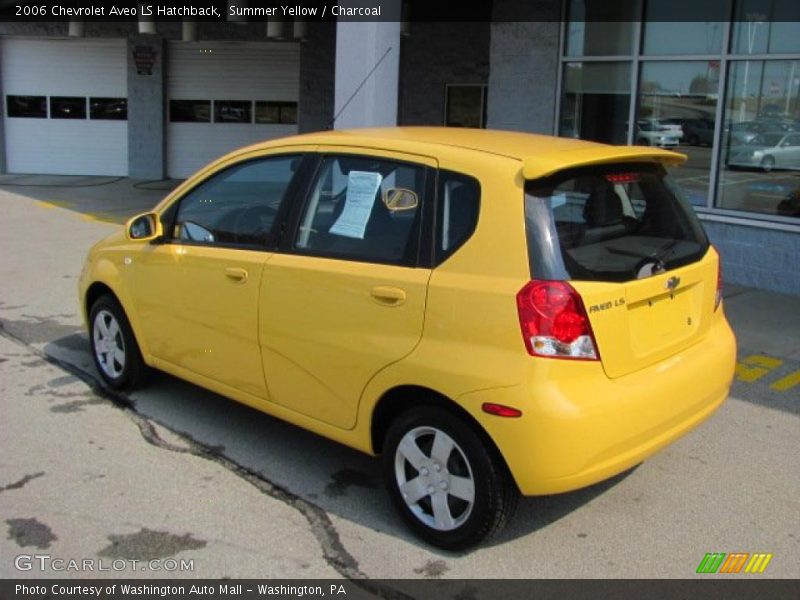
xmin=663 ymin=117 xmax=715 ymax=146
xmin=725 ymin=120 xmax=771 ymax=145
xmin=634 ymin=119 xmax=682 ymax=147
xmin=79 ymin=128 xmax=736 ymax=549
xmin=726 ymin=132 xmax=800 ymax=172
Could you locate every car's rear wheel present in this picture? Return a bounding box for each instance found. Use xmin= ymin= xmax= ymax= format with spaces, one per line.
xmin=761 ymin=155 xmax=775 ymax=172
xmin=382 ymin=406 xmax=518 ymax=550
xmin=89 ymin=295 xmax=147 ymax=390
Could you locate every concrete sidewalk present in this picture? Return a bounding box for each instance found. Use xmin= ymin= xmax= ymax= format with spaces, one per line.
xmin=0 ymin=175 xmax=180 ymax=224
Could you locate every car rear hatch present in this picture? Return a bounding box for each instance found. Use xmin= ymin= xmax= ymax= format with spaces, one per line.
xmin=523 ymin=155 xmax=719 ymax=379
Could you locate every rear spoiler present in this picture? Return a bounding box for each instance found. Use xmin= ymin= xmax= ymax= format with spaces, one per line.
xmin=522 ymin=146 xmax=686 ymax=181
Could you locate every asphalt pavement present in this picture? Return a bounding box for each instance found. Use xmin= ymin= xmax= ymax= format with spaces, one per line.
xmin=0 ymin=177 xmax=797 ymax=582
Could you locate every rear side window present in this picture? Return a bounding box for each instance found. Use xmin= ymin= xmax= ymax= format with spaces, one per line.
xmin=525 ymin=163 xmax=708 ymax=282
xmin=435 ymin=171 xmax=480 ymax=265
xmin=293 ymin=155 xmax=425 ymax=265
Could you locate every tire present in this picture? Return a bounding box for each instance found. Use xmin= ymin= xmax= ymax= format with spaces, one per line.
xmin=760 ymin=155 xmax=775 ymax=172
xmin=89 ymin=294 xmax=148 ymax=390
xmin=382 ymin=406 xmax=519 ymax=550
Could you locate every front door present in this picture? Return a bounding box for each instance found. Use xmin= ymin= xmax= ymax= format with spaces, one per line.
xmin=131 ymin=153 xmax=303 ymax=400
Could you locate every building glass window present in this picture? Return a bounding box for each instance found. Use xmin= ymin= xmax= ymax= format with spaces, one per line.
xmin=255 ymin=101 xmax=298 ymax=124
xmin=637 ymin=61 xmax=721 ymax=206
xmin=6 ymin=95 xmax=46 ymax=118
xmin=169 ymin=100 xmax=211 ymax=123
xmin=560 ymin=1 xmax=800 ymax=225
xmin=565 ymin=0 xmax=636 ymax=56
xmin=214 ymin=100 xmax=252 ymax=124
xmin=717 ymin=59 xmax=800 ymax=218
xmin=50 ymin=97 xmax=86 ymax=119
xmin=560 ymin=62 xmax=631 ymax=144
xmin=90 ymin=98 xmax=127 ymax=120
xmin=444 ymin=85 xmax=487 ymax=128
xmin=732 ymin=0 xmax=800 ymax=55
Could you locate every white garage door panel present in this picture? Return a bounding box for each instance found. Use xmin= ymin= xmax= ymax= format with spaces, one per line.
xmin=2 ymin=38 xmax=128 ymax=175
xmin=169 ymin=123 xmax=297 ymax=179
xmin=169 ymin=42 xmax=299 ymax=100
xmin=5 ymin=120 xmax=128 ymax=176
xmin=2 ymin=39 xmax=126 ymax=96
xmin=167 ymin=41 xmax=300 ymax=179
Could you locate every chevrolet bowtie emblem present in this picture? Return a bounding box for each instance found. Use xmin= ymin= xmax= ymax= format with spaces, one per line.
xmin=665 ymin=276 xmax=681 ymax=291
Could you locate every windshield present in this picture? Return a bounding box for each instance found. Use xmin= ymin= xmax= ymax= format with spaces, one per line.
xmin=524 ymin=163 xmax=709 ymax=282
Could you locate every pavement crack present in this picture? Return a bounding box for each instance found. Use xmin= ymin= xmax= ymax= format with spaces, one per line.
xmin=0 ymin=318 xmax=416 ymax=599
xmin=0 ymin=472 xmax=45 ymax=493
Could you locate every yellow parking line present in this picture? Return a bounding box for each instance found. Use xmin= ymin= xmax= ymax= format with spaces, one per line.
xmin=735 ymin=355 xmax=783 ymax=383
xmin=771 ymin=370 xmax=800 ymax=392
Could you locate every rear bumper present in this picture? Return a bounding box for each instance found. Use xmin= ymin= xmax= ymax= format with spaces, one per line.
xmin=460 ymin=312 xmax=736 ymax=496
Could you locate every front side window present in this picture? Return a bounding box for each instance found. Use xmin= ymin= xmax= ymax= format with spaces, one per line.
xmin=294 ymin=156 xmax=426 ymax=264
xmin=173 ymin=155 xmax=301 ymax=247
xmin=525 ymin=163 xmax=709 ymax=282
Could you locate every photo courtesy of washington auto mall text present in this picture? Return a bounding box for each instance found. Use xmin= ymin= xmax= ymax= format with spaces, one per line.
xmin=12 ymin=583 xmax=352 ymax=598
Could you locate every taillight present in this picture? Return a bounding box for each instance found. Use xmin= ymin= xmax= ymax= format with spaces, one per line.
xmin=715 ymin=257 xmax=723 ymax=311
xmin=516 ymin=280 xmax=599 ymax=360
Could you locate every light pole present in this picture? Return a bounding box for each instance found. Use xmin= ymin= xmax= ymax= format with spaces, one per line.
xmin=739 ymin=15 xmax=764 ymax=122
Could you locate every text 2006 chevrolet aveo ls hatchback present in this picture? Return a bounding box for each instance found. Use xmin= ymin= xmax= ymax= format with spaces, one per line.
xmin=80 ymin=128 xmax=736 ymax=549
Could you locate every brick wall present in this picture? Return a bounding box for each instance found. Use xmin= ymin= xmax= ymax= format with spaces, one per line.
xmin=703 ymin=220 xmax=800 ymax=295
xmin=398 ymin=22 xmax=490 ymax=126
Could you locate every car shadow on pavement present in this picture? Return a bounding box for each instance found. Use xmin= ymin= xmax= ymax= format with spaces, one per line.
xmin=42 ymin=333 xmax=636 ymax=554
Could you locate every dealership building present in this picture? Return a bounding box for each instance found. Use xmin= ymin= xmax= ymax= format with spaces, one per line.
xmin=0 ymin=0 xmax=798 ymax=294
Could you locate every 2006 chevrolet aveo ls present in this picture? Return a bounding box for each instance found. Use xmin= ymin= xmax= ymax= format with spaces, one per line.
xmin=80 ymin=128 xmax=736 ymax=549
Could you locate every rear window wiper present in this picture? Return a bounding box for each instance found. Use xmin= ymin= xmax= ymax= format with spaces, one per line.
xmin=605 ymin=238 xmax=679 ymax=262
xmin=605 ymin=239 xmax=681 ymax=277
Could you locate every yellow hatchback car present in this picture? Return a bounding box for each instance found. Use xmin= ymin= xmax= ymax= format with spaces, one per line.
xmin=79 ymin=128 xmax=736 ymax=549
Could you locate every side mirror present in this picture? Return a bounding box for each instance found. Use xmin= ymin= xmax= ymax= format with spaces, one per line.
xmin=125 ymin=212 xmax=163 ymax=242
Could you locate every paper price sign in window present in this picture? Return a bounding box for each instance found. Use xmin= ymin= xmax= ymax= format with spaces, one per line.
xmin=329 ymin=171 xmax=383 ymax=239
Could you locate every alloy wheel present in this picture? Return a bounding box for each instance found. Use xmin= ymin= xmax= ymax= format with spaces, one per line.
xmin=393 ymin=426 xmax=476 ymax=531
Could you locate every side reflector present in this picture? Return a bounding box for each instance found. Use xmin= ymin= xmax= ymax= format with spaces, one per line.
xmin=481 ymin=403 xmax=522 ymax=418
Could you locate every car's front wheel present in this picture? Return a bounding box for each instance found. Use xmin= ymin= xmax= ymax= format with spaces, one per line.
xmin=382 ymin=406 xmax=518 ymax=550
xmin=760 ymin=155 xmax=775 ymax=172
xmin=89 ymin=294 xmax=147 ymax=390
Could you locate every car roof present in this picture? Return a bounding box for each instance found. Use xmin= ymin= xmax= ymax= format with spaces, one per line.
xmin=237 ymin=127 xmax=687 ymax=180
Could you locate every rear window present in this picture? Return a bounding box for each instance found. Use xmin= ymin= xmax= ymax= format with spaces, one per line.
xmin=524 ymin=163 xmax=708 ymax=282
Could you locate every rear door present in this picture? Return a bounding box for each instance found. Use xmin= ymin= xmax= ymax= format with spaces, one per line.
xmin=525 ymin=163 xmax=717 ymax=378
xmin=260 ymin=150 xmax=434 ymax=429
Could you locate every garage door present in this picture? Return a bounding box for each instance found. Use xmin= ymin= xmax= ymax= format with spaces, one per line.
xmin=167 ymin=41 xmax=300 ymax=179
xmin=2 ymin=38 xmax=128 ymax=176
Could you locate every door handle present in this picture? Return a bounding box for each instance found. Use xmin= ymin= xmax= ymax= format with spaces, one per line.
xmin=224 ymin=267 xmax=249 ymax=283
xmin=370 ymin=286 xmax=406 ymax=306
